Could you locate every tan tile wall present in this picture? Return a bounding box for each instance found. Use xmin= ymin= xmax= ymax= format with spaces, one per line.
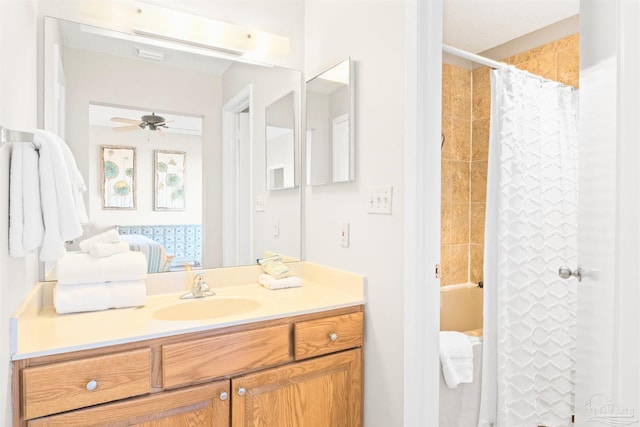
xmin=441 ymin=63 xmax=471 ymax=286
xmin=442 ymin=33 xmax=579 ymax=287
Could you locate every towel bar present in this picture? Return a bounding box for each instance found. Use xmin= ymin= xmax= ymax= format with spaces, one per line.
xmin=0 ymin=125 xmax=36 ymax=148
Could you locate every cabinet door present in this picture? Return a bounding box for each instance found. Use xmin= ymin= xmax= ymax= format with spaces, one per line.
xmin=232 ymin=349 xmax=362 ymax=427
xmin=27 ymin=381 xmax=230 ymax=427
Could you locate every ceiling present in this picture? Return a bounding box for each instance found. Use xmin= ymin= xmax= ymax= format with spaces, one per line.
xmin=443 ymin=0 xmax=580 ymax=54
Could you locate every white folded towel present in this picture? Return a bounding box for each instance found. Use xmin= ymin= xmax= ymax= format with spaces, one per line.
xmin=79 ymin=229 xmax=121 ymax=253
xmin=88 ymin=241 xmax=130 ymax=258
xmin=258 ymin=274 xmax=302 ymax=290
xmin=56 ymin=251 xmax=148 ymax=285
xmin=440 ymin=331 xmax=474 ymax=389
xmin=53 ymin=280 xmax=147 ymax=314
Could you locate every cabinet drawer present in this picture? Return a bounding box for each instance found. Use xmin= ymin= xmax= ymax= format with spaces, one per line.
xmin=22 ymin=348 xmax=151 ymax=420
xmin=162 ymin=324 xmax=290 ymax=388
xmin=294 ymin=312 xmax=364 ymax=360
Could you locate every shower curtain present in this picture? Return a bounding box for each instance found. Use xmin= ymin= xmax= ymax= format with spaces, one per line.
xmin=478 ymin=66 xmax=578 ymax=427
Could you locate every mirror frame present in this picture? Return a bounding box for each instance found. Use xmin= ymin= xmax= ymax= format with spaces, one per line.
xmin=305 ymin=58 xmax=355 ymax=186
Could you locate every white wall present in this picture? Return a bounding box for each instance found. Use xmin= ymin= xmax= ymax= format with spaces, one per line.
xmin=0 ymin=1 xmax=39 ymax=424
xmin=304 ymin=1 xmax=407 ymax=425
xmin=62 ymin=46 xmax=222 ymax=266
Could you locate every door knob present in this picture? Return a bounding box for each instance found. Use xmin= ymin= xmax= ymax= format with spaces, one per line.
xmin=559 ymin=266 xmax=582 ymax=282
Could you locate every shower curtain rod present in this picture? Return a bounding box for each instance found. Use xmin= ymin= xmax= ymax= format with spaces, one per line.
xmin=442 ymin=44 xmax=506 ymax=69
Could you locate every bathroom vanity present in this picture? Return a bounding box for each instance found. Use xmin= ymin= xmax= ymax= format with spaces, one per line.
xmin=11 ymin=262 xmax=365 ymax=426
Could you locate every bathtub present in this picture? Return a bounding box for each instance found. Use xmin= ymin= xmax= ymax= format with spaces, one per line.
xmin=440 ymin=284 xmax=484 ymax=427
xmin=440 ymin=283 xmax=483 ymax=332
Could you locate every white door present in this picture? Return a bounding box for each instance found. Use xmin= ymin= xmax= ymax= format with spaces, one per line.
xmin=574 ymin=0 xmax=640 ymax=424
xmin=222 ymin=86 xmax=253 ymax=267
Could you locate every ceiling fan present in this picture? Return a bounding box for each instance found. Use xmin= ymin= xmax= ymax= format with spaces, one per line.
xmin=111 ymin=112 xmax=171 ymax=133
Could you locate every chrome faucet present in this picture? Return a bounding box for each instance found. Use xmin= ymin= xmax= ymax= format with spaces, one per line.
xmin=180 ymin=272 xmax=215 ymax=299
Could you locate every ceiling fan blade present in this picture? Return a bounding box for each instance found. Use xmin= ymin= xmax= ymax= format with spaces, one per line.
xmin=111 ymin=117 xmax=141 ymax=125
xmin=113 ymin=124 xmax=141 ymax=132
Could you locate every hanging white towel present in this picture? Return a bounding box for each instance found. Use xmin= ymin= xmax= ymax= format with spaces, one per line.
xmin=56 ymin=251 xmax=148 ymax=285
xmin=9 ymin=142 xmax=44 ymax=257
xmin=32 ymin=129 xmax=85 ymax=262
xmin=440 ymin=331 xmax=474 ymax=389
xmin=58 ymin=137 xmax=89 ymax=225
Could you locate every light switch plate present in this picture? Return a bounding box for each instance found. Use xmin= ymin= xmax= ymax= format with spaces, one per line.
xmin=367 ymin=185 xmax=393 ymax=214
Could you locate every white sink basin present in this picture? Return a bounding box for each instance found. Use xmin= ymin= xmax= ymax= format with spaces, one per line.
xmin=153 ymin=297 xmax=261 ymax=321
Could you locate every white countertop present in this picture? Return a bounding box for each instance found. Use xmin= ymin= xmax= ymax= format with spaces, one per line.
xmin=11 ymin=262 xmax=365 ymax=360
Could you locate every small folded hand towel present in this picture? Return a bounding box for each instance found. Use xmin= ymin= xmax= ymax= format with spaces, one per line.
xmin=258 ymin=273 xmax=302 ymax=290
xmin=439 ymin=331 xmax=474 ymax=389
xmin=89 ymin=241 xmax=130 ymax=258
xmin=53 ymin=280 xmax=147 ymax=315
xmin=79 ymin=229 xmax=121 ymax=253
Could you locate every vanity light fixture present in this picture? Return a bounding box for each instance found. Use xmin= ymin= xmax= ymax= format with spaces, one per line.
xmin=135 ymin=48 xmax=164 ymax=61
xmin=132 ymin=3 xmax=290 ymax=58
xmin=78 ymin=23 xmax=275 ymax=68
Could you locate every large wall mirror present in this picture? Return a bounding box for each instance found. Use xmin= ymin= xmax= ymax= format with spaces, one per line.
xmin=305 ymin=58 xmax=354 ymax=186
xmin=42 ymin=17 xmax=303 ymax=278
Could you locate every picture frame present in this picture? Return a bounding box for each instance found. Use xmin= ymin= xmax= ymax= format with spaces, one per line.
xmin=101 ymin=145 xmax=136 ymax=209
xmin=155 ymin=150 xmax=186 ymax=211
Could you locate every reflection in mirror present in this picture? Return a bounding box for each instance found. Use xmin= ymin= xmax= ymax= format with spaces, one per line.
xmin=306 ymin=58 xmax=354 ymax=186
xmin=42 ymin=17 xmax=302 ymax=279
xmin=265 ymin=92 xmax=296 ymax=190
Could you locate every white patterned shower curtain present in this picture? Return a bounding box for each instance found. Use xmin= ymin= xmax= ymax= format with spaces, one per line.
xmin=478 ymin=66 xmax=578 ymax=427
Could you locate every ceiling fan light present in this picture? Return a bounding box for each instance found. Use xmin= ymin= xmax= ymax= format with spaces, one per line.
xmin=136 ymin=48 xmax=165 ymax=61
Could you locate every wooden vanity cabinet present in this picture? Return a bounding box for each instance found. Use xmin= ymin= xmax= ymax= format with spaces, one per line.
xmin=12 ymin=306 xmax=364 ymax=427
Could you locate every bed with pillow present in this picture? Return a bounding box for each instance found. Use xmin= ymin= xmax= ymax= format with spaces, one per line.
xmin=117 ymin=225 xmax=202 ymax=272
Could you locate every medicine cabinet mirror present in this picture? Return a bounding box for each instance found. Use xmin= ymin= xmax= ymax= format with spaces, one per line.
xmin=305 ymin=58 xmax=355 ymax=186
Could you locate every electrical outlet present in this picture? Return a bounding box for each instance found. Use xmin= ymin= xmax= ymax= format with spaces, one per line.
xmin=273 ymin=219 xmax=279 ymax=237
xmin=340 ymin=222 xmax=350 ymax=248
xmin=367 ymin=185 xmax=393 ymax=214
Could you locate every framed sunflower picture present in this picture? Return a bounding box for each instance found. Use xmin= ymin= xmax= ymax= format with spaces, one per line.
xmin=101 ymin=145 xmax=136 ymax=210
xmin=154 ymin=150 xmax=186 ymax=211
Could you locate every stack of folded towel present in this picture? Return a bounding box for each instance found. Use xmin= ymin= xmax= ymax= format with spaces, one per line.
xmin=257 ymin=255 xmax=302 ymax=290
xmin=53 ymin=230 xmax=148 ymax=314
